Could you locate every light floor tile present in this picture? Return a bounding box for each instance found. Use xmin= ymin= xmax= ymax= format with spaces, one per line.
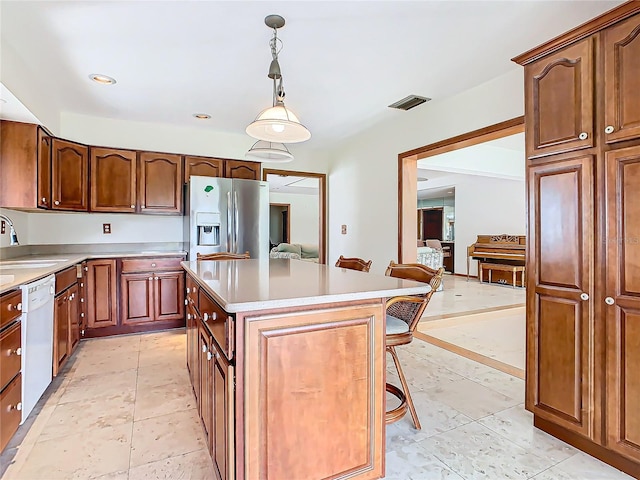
xmin=532 ymin=452 xmax=634 ymax=479
xmin=424 ymin=378 xmax=521 ymax=420
xmin=39 ymin=390 xmax=135 ymax=442
xmin=385 ymin=442 xmax=464 ymax=479
xmin=136 ymin=363 xmax=191 ymax=389
xmin=137 ymin=345 xmax=185 ymax=368
xmin=127 ymin=449 xmax=215 ymax=479
xmin=478 ymin=405 xmax=578 ymax=465
xmin=59 ymin=369 xmax=138 ymax=404
xmin=134 ymin=381 xmax=197 ymax=421
xmin=129 ymin=409 xmax=207 ymax=468
xmin=71 ymin=351 xmax=139 ymax=378
xmin=13 ymin=423 xmax=132 ymax=479
xmin=421 ymin=422 xmax=553 ymax=479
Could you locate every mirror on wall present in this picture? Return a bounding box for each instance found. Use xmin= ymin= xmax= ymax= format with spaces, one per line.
xmin=263 ymin=169 xmax=326 ymax=264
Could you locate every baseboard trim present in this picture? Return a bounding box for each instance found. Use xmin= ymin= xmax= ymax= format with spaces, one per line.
xmin=84 ymin=319 xmax=185 ymax=338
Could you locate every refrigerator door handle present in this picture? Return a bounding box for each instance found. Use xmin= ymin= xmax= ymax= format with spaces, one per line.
xmin=234 ymin=191 xmax=239 ymax=253
xmin=227 ymin=191 xmax=232 ymax=251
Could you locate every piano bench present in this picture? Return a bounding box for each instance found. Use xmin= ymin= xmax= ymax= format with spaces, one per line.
xmin=479 ymin=263 xmax=525 ymax=288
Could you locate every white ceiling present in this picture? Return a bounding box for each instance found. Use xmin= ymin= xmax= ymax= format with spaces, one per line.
xmin=0 ymin=1 xmax=623 ymax=145
xmin=267 ymin=174 xmax=319 ymax=195
xmin=0 ymin=84 xmax=39 ymax=123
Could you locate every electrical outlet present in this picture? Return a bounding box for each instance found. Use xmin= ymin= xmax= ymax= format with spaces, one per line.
xmin=103 ymin=223 xmax=111 ymax=234
xmin=0 ymin=221 xmax=5 ymax=235
xmin=341 ymin=224 xmax=347 ymax=235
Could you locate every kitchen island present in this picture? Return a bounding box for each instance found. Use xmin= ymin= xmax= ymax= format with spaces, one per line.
xmin=181 ymin=258 xmax=431 ymax=480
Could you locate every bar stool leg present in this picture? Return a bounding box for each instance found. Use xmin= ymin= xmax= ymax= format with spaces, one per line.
xmin=388 ymin=346 xmax=421 ymax=430
xmin=513 ymin=269 xmax=516 ymax=289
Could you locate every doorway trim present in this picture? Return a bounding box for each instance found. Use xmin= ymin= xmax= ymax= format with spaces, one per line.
xmin=263 ymin=168 xmax=327 ymax=264
xmin=269 ymin=203 xmax=291 ymax=244
xmin=397 ymin=116 xmax=524 ymax=263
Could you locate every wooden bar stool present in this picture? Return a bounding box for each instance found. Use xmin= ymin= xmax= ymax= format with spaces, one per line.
xmin=384 ymin=262 xmax=444 ymax=430
xmin=335 ymin=255 xmax=372 ymax=272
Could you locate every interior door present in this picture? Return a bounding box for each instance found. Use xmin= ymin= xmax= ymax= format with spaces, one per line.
xmin=527 ymin=155 xmax=594 ymax=438
xmin=422 ymin=209 xmax=443 ymax=240
xmin=605 ymin=145 xmax=640 ymax=462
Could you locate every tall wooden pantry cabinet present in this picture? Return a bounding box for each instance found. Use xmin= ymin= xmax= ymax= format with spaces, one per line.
xmin=513 ymin=3 xmax=640 ymax=477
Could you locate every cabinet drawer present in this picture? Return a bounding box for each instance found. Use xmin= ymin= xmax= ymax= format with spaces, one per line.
xmin=121 ymin=257 xmax=184 ymax=273
xmin=0 ymin=322 xmax=21 ymax=392
xmin=55 ymin=266 xmax=78 ymax=295
xmin=0 ymin=290 xmax=22 ymax=330
xmin=0 ymin=374 xmax=22 ymax=452
xmin=199 ymin=290 xmax=234 ymax=360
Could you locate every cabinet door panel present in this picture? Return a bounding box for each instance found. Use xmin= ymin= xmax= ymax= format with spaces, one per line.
xmin=68 ymin=284 xmax=80 ymax=353
xmin=606 ymin=146 xmax=640 ymax=462
xmin=53 ymin=294 xmax=69 ymax=376
xmin=37 ymin=128 xmax=52 ymax=209
xmin=527 ymin=156 xmax=593 ymax=438
xmin=604 ymin=15 xmax=640 ymax=144
xmin=213 ymin=348 xmax=233 ymax=480
xmin=525 ymin=38 xmax=594 ymax=158
xmin=154 ymin=272 xmax=185 ymax=322
xmin=139 ymin=152 xmax=183 ymax=214
xmin=185 ymin=156 xmax=224 ymax=183
xmin=198 ymin=325 xmax=212 ymax=447
xmin=90 ymin=148 xmax=137 ymax=212
xmin=224 ymin=160 xmax=260 ymax=180
xmin=86 ymin=260 xmax=118 ymax=328
xmin=121 ymin=274 xmax=154 ymax=325
xmin=51 ymin=139 xmax=88 ymax=211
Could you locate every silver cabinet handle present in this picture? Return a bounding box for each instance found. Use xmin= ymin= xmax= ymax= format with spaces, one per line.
xmin=184 ymin=299 xmax=188 ymax=306
xmin=605 ymin=297 xmax=615 ymax=305
xmin=69 ymin=293 xmax=75 ymax=300
xmin=186 ymin=287 xmax=190 ymax=294
xmin=154 ymin=276 xmax=158 ymax=281
xmin=203 ymin=313 xmax=209 ymax=321
xmin=54 ymin=200 xmax=60 ymax=205
xmin=148 ymin=277 xmax=153 ymax=281
xmin=187 ymin=313 xmax=191 ymax=320
xmin=605 ymin=126 xmax=614 ymax=134
xmin=580 ymin=293 xmax=589 ymax=301
xmin=16 ymin=302 xmax=22 ymax=311
xmin=41 ymin=197 xmax=47 ymax=204
xmin=9 ymin=347 xmax=21 ymax=356
xmin=202 ymin=344 xmax=207 ymax=353
xmin=207 ymin=351 xmax=212 ymax=361
xmin=9 ymin=402 xmax=22 ymax=411
xmin=578 ymin=132 xmax=588 ymax=140
xmin=80 ymin=313 xmax=84 ymax=317
xmin=80 ymin=298 xmax=84 ymax=303
xmin=141 ymin=205 xmax=146 ymax=209
xmin=151 ymin=263 xmax=156 ymax=267
xmin=212 ymin=312 xmax=217 ymax=320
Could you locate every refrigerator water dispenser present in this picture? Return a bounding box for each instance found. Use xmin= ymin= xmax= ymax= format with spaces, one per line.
xmin=196 ymin=212 xmax=220 ymax=246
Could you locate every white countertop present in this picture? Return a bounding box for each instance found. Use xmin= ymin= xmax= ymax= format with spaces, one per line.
xmin=182 ymin=259 xmax=432 ymax=313
xmin=0 ymin=251 xmax=186 ymax=294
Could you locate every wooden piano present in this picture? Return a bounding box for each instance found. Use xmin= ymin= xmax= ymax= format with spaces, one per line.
xmin=467 ymin=234 xmax=526 ymax=286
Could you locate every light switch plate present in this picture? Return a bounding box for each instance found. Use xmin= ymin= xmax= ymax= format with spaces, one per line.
xmin=103 ymin=223 xmax=111 ymax=234
xmin=341 ymin=224 xmax=347 ymax=235
xmin=0 ymin=221 xmax=5 ymax=235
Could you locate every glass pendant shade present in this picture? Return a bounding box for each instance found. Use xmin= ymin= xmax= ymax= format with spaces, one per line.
xmin=245 ymin=140 xmax=293 ymax=162
xmin=246 ymin=103 xmax=311 ymax=143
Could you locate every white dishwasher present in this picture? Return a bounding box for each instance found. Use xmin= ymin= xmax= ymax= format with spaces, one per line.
xmin=20 ymin=274 xmax=55 ymax=423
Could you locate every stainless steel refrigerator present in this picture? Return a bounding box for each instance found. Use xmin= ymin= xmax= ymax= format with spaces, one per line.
xmin=184 ymin=176 xmax=269 ymax=259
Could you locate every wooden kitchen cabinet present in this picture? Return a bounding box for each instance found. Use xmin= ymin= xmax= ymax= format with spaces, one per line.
xmin=86 ymin=259 xmax=118 ymax=329
xmin=90 ymin=147 xmax=137 ymax=213
xmin=603 ymin=15 xmax=640 ymax=144
xmin=515 ymin=5 xmax=640 ymax=476
xmin=184 ymin=155 xmax=224 ymax=183
xmin=138 ymin=151 xmax=183 ymax=214
xmin=524 ymin=37 xmax=594 ymax=159
xmin=37 ymin=127 xmax=53 ymax=209
xmin=120 ymin=257 xmax=185 ymax=327
xmin=0 ymin=121 xmax=39 ymax=209
xmin=54 ymin=266 xmax=80 ymax=376
xmin=225 ymin=159 xmax=260 ymax=180
xmin=0 ymin=375 xmax=22 ymax=453
xmin=212 ymin=342 xmax=233 ymax=480
xmin=198 ymin=323 xmax=213 ymax=448
xmin=51 ymin=138 xmax=89 ymax=211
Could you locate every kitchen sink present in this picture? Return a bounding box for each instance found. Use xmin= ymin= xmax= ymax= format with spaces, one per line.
xmin=0 ymin=274 xmax=15 ymax=285
xmin=0 ymin=263 xmax=57 ymax=269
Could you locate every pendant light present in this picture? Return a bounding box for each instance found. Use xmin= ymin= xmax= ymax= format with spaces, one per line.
xmin=246 ymin=15 xmax=311 ymax=145
xmin=245 ymin=140 xmax=293 ymax=163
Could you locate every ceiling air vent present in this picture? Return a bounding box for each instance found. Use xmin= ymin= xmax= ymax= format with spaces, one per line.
xmin=388 ymin=95 xmax=431 ymax=111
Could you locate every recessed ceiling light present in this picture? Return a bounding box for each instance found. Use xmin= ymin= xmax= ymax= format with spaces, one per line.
xmin=193 ymin=113 xmax=211 ymax=120
xmin=89 ymin=74 xmax=117 ymax=85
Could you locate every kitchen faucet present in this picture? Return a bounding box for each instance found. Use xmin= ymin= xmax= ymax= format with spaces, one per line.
xmin=0 ymin=214 xmax=20 ymax=245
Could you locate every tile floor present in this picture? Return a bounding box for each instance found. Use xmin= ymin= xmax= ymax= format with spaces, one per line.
xmin=1 ymin=328 xmax=633 ymax=479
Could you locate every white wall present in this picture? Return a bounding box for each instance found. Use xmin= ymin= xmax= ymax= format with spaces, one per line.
xmin=26 ymin=212 xmax=183 ymax=245
xmin=327 ymin=68 xmax=524 ymax=274
xmin=269 ymin=192 xmax=319 ymax=247
xmin=453 ymin=177 xmax=525 ymax=275
xmin=0 ymin=208 xmax=29 ymax=249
